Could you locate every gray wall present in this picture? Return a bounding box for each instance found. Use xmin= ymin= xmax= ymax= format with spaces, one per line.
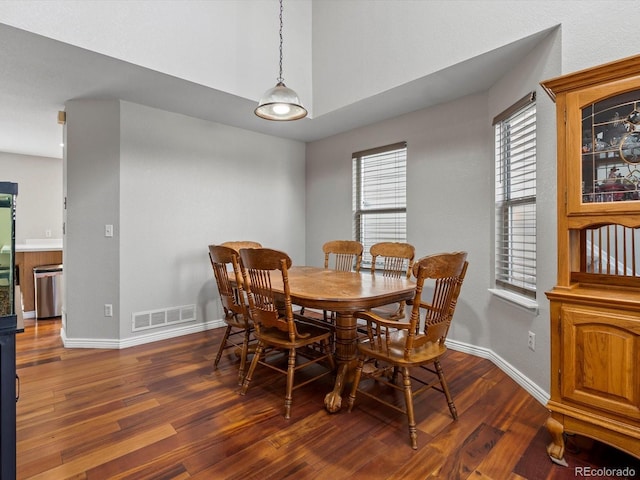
xmin=0 ymin=152 xmax=62 ymax=243
xmin=63 ymin=100 xmax=306 ymax=344
xmin=64 ymin=99 xmax=121 ymax=339
xmin=119 ymin=102 xmax=307 ymax=341
xmin=311 ymin=1 xmax=639 ymax=117
xmin=305 ymin=33 xmax=558 ymax=395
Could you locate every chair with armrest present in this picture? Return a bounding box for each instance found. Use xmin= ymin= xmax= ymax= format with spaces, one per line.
xmin=208 ymin=245 xmax=253 ymax=385
xmin=239 ymin=248 xmax=335 ymax=419
xmin=369 ymin=241 xmax=415 ymax=320
xmin=347 ymin=251 xmax=468 ymax=449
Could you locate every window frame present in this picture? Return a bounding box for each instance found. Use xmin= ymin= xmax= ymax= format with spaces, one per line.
xmin=493 ymin=92 xmax=537 ymax=300
xmin=352 ymin=142 xmax=407 ymax=269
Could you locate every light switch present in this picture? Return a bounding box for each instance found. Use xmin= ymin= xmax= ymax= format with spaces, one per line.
xmin=105 ymin=224 xmax=113 ymax=237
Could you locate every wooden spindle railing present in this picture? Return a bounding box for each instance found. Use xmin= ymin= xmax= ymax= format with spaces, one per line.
xmin=576 ymin=224 xmax=640 ymax=285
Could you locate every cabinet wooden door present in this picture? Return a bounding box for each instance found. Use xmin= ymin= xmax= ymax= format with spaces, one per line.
xmin=560 ymin=305 xmax=640 ymax=420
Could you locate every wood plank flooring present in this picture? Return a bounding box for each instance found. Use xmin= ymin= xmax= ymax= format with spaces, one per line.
xmin=15 ymin=319 xmax=640 ymax=479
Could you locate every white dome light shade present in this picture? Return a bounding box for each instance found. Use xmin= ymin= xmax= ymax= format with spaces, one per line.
xmin=255 ymin=82 xmax=307 ymax=121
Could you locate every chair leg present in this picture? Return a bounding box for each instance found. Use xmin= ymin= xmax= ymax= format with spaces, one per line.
xmin=284 ymin=348 xmax=296 ymax=419
xmin=435 ymin=359 xmax=457 ymax=420
xmin=240 ymin=342 xmax=263 ymax=395
xmin=213 ymin=325 xmax=233 ymax=369
xmin=347 ymin=357 xmax=365 ymax=412
xmin=323 ymin=310 xmax=337 ymax=324
xmin=323 ymin=339 xmax=336 ymax=371
xmin=401 ymin=366 xmax=418 ymax=450
xmin=389 ymin=301 xmax=406 ymax=320
xmin=237 ymin=328 xmax=251 ymax=386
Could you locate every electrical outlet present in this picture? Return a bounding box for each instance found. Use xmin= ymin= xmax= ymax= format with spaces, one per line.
xmin=104 ymin=304 xmax=113 ymax=317
xmin=45 ymin=229 xmax=52 ymax=238
xmin=528 ymin=331 xmax=535 ymax=351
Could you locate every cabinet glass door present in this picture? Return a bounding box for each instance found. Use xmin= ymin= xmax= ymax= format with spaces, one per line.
xmin=581 ymin=89 xmax=640 ymax=204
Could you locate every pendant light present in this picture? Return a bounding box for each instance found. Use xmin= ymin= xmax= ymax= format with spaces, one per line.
xmin=255 ymin=0 xmax=307 ymax=121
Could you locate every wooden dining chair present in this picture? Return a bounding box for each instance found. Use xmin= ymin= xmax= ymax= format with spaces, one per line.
xmin=347 ymin=251 xmax=468 ymax=449
xmin=369 ymin=242 xmax=415 ymax=320
xmin=220 ymin=240 xmax=262 ymax=252
xmin=306 ymin=239 xmax=365 ymax=325
xmin=239 ymin=248 xmax=335 ymax=419
xmin=322 ymin=240 xmax=363 ymax=272
xmin=208 ymin=245 xmax=253 ymax=385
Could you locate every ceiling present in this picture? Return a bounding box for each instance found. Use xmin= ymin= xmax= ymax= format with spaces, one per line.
xmin=0 ymin=22 xmax=554 ymax=159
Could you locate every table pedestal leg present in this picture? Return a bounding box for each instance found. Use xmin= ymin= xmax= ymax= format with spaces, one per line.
xmin=324 ymin=311 xmax=357 ymax=413
xmin=324 ymin=364 xmax=346 ymax=412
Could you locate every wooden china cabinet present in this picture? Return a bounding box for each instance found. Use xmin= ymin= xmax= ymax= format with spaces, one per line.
xmin=541 ymin=55 xmax=640 ymax=465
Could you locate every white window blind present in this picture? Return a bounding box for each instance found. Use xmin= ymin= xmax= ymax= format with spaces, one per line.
xmin=494 ymin=93 xmax=537 ymax=298
xmin=353 ymin=142 xmax=407 ymax=269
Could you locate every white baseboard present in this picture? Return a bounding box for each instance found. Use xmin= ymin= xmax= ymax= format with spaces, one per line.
xmin=61 ymin=319 xmax=226 ymax=349
xmin=446 ymin=338 xmax=550 ymax=406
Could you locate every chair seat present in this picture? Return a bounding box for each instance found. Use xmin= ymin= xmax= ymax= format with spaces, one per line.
xmin=259 ymin=322 xmax=332 ymax=348
xmin=369 ymin=303 xmax=406 ymax=320
xmin=225 ymin=315 xmax=251 ymax=330
xmin=357 ymin=331 xmax=446 ymax=367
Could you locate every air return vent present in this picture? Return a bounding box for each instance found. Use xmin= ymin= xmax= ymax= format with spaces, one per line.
xmin=132 ymin=304 xmax=196 ymax=332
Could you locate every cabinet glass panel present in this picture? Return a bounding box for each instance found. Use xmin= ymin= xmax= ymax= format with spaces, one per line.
xmin=581 ymin=89 xmax=640 ymax=203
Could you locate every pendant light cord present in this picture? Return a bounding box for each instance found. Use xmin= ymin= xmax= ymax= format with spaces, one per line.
xmin=278 ymin=0 xmax=284 ymax=83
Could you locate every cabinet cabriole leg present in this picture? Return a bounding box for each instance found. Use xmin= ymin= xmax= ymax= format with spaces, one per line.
xmin=545 ymin=415 xmax=568 ymax=467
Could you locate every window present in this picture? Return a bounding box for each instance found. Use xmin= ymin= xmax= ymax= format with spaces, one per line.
xmin=494 ymin=93 xmax=537 ymax=299
xmin=353 ymin=142 xmax=407 ymax=269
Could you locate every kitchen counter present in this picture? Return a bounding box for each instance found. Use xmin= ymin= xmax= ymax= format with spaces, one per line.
xmin=16 ymin=239 xmax=62 ymax=252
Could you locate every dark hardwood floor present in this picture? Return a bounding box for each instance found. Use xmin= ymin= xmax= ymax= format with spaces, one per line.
xmin=15 ymin=318 xmax=640 ymax=479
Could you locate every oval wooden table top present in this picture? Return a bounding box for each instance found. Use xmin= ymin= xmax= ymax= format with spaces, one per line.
xmin=281 ymin=266 xmax=416 ymax=311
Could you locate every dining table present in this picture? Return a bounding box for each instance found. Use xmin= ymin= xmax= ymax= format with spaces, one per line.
xmin=266 ymin=265 xmax=416 ymax=413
